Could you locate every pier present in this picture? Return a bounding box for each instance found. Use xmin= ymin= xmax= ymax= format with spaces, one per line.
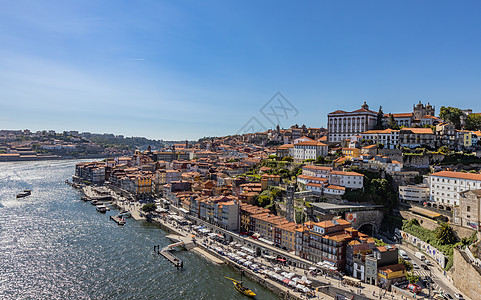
xmin=154 ymin=244 xmax=184 ymax=270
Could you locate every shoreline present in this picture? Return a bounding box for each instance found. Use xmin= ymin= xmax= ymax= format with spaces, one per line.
xmin=109 ymin=199 xmax=326 ymax=300
xmin=0 ymin=156 xmax=109 ymax=163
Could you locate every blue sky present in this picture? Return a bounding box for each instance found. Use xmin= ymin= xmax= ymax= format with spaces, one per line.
xmin=1 ymin=1 xmax=481 ymax=140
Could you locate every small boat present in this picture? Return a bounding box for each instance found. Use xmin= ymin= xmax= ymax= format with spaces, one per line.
xmin=96 ymin=205 xmax=107 ymax=213
xmin=225 ymin=276 xmax=256 ymax=298
xmin=81 ymin=196 xmax=91 ymax=201
xmin=118 ymin=211 xmax=131 ymax=218
xmin=91 ymin=200 xmax=99 ymax=205
xmin=16 ymin=190 xmax=31 ymax=198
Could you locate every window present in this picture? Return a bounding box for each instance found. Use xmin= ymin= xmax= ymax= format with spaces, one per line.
xmin=467 ymin=206 xmax=471 ymax=212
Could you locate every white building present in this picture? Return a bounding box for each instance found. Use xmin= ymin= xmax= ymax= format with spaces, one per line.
xmin=297 ymin=175 xmax=328 ymax=186
xmin=329 ymin=171 xmax=364 ymax=189
xmin=218 ymin=201 xmax=239 ymax=231
xmin=429 ymin=171 xmax=481 ymax=209
xmin=293 ymin=141 xmax=328 ymax=162
xmin=327 ymin=102 xmax=377 ymax=142
xmin=389 ymin=113 xmax=413 ymax=127
xmin=362 ymin=129 xmax=399 ymax=149
xmin=399 ymin=184 xmax=430 ymax=204
xmin=301 ymin=165 xmax=332 ymax=178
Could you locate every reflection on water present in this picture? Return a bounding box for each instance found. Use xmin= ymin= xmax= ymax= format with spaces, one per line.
xmin=0 ymin=160 xmax=279 ymax=300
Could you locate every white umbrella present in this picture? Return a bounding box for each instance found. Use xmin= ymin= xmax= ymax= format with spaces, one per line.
xmin=291 ymin=277 xmax=299 ymax=282
xmin=285 ymin=273 xmax=295 ymax=279
xmin=309 ymin=266 xmax=316 ymax=271
xmin=289 ymin=281 xmax=297 ymax=288
xmin=296 ymin=284 xmax=305 ymax=290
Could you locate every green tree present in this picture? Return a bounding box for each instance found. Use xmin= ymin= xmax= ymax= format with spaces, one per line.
xmin=399 ymin=257 xmax=413 ymax=272
xmin=268 ymin=155 xmax=278 ymax=160
xmin=256 ymin=194 xmax=271 ymax=207
xmin=437 ymin=146 xmax=450 ymax=155
xmin=435 ymin=223 xmax=457 ymax=245
xmin=271 ymin=188 xmax=283 ymax=201
xmin=406 ymin=271 xmax=419 ymax=284
xmin=142 ymin=203 xmax=157 ymax=212
xmin=439 ymin=106 xmax=464 ymax=129
xmin=282 ymin=156 xmax=293 ymax=162
xmin=387 ymin=113 xmax=400 ymax=129
xmin=376 ymin=106 xmax=385 ymax=130
xmin=465 ymin=113 xmax=481 ymax=130
xmin=316 ymin=156 xmax=326 ymax=164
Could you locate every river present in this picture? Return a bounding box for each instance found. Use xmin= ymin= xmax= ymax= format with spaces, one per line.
xmin=0 ymin=160 xmax=279 ymax=300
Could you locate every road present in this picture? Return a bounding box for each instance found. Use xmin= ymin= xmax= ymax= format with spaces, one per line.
xmin=397 ymin=244 xmax=470 ymax=300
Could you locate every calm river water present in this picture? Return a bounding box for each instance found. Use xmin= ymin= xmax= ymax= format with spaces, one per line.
xmin=0 ymin=160 xmax=279 ymax=300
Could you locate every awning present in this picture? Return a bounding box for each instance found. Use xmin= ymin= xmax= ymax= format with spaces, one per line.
xmin=277 ymin=258 xmax=286 ymax=262
xmin=309 ymin=267 xmax=316 ymax=271
xmin=263 ymin=255 xmax=276 ymax=260
xmin=283 ymin=278 xmax=291 ymax=284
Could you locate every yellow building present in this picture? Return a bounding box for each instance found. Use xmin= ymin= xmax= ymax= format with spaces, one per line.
xmin=134 ymin=175 xmax=152 ymax=199
xmin=342 ymin=147 xmax=360 ymax=158
xmin=277 ymin=223 xmax=299 ymax=252
xmin=378 ymin=264 xmax=406 ymax=289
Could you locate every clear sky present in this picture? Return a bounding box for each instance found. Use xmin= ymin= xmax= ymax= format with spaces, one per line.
xmin=1 ymin=1 xmax=481 ymax=140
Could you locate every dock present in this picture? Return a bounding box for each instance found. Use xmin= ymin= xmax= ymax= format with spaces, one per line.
xmin=154 ymin=244 xmax=184 ymax=269
xmin=110 ymin=215 xmax=125 ymax=225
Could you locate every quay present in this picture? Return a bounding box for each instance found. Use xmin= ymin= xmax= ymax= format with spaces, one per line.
xmin=154 ymin=244 xmax=184 ymax=270
xmin=75 ymin=185 xmax=333 ymax=299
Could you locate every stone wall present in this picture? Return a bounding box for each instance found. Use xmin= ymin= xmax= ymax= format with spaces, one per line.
xmin=402 ymin=153 xmax=444 ymax=169
xmin=399 ymin=210 xmax=475 ymax=239
xmin=349 ymin=210 xmax=384 ymax=233
xmin=452 ymin=248 xmax=481 ymax=300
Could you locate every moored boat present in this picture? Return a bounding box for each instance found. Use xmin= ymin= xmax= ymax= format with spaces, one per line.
xmin=16 ymin=190 xmax=31 ymax=198
xmin=96 ymin=205 xmax=107 ymax=213
xmin=225 ymin=277 xmax=256 ymax=298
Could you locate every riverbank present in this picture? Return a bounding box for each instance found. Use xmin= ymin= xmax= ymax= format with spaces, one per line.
xmin=110 ymin=198 xmax=325 ymax=300
xmin=78 ymin=185 xmax=400 ymax=300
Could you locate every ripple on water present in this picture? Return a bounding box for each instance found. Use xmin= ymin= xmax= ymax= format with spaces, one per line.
xmin=0 ymin=160 xmax=280 ymax=300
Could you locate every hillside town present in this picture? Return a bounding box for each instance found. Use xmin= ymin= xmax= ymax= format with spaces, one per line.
xmin=0 ymin=130 xmax=165 ymax=161
xmin=73 ymin=101 xmax=481 ymax=300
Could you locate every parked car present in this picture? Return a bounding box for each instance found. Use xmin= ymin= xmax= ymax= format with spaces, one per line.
xmin=443 ymin=293 xmax=453 ymax=299
xmin=454 ymin=293 xmax=464 ymax=299
xmin=422 ymin=264 xmax=429 ymax=270
xmin=412 ymin=263 xmax=420 ymax=269
xmin=399 ymin=250 xmax=410 ymax=260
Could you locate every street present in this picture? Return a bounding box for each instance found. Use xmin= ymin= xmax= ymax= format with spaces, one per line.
xmin=397 ymin=244 xmax=469 ymax=300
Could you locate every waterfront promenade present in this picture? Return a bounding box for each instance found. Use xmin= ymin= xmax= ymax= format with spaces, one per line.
xmin=110 ymin=199 xmax=416 ymax=300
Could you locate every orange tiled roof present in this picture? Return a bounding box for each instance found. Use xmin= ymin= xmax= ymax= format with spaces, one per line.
xmin=431 ymin=171 xmax=481 ymax=181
